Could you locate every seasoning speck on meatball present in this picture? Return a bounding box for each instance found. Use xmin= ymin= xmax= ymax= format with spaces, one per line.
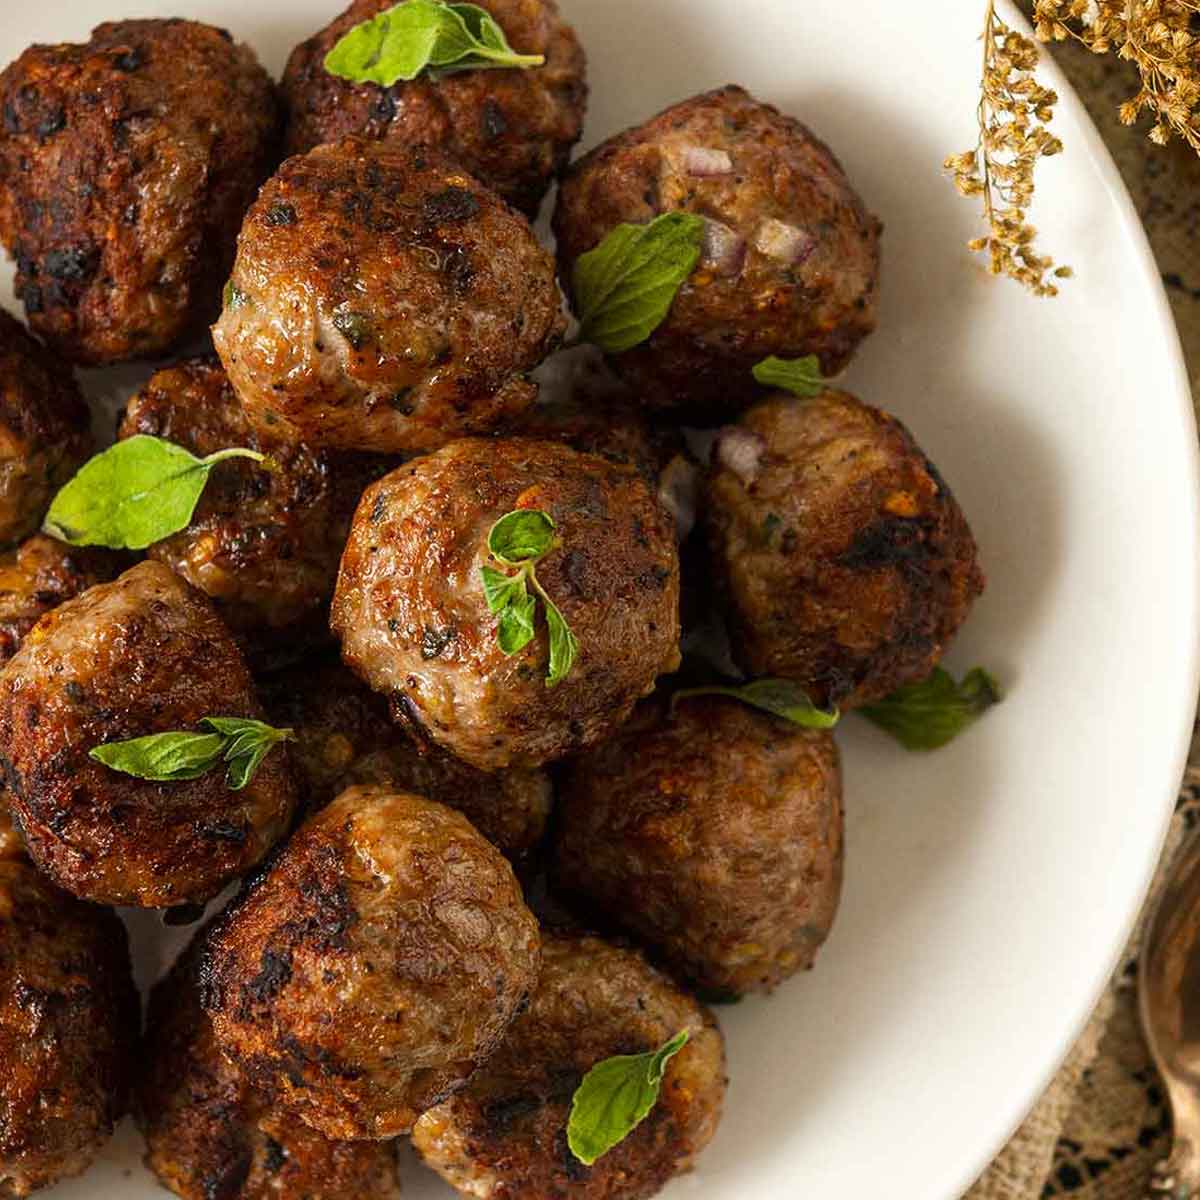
xmin=0 ymin=20 xmax=281 ymax=364
xmin=282 ymin=0 xmax=587 ymax=218
xmin=0 ymin=561 xmax=297 ymax=907
xmin=553 ymin=85 xmax=882 ymax=419
xmin=200 ymin=785 xmax=542 ymax=1141
xmin=0 ymin=311 xmax=92 ymax=547
xmin=705 ymin=389 xmax=984 ymax=710
xmin=138 ymin=929 xmax=401 ymax=1200
xmin=213 ymin=139 xmax=565 ymax=455
xmin=331 ymin=439 xmax=682 ymax=771
xmin=412 ymin=931 xmax=726 ymax=1200
xmin=554 ymin=696 xmax=843 ymax=996
xmin=0 ymin=857 xmax=138 ymax=1197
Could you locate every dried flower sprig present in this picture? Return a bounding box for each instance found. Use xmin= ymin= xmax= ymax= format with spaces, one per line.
xmin=947 ymin=0 xmax=1071 ymax=296
xmin=1033 ymin=0 xmax=1200 ymax=151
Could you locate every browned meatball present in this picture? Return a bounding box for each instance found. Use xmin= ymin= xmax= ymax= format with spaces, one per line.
xmin=0 ymin=857 xmax=138 ymax=1196
xmin=0 ymin=535 xmax=119 ymax=665
xmin=282 ymin=0 xmax=587 ymax=218
xmin=553 ymin=697 xmax=843 ymax=996
xmin=412 ymin=932 xmax=726 ymax=1200
xmin=212 ymin=140 xmax=564 ymax=454
xmin=139 ymin=930 xmax=401 ymax=1200
xmin=331 ymin=440 xmax=681 ymax=771
xmin=0 ymin=21 xmax=279 ymax=365
xmin=553 ymin=86 xmax=882 ymax=419
xmin=0 ymin=561 xmax=297 ymax=907
xmin=0 ymin=311 xmax=91 ymax=547
xmin=201 ymin=786 xmax=541 ymax=1140
xmin=0 ymin=800 xmax=20 ymax=861
xmin=261 ymin=658 xmax=552 ymax=864
xmin=705 ymin=391 xmax=984 ymax=710
xmin=118 ymin=357 xmax=392 ymax=641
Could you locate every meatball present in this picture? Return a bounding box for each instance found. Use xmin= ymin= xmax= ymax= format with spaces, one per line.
xmin=0 ymin=561 xmax=297 ymax=907
xmin=200 ymin=786 xmax=541 ymax=1140
xmin=0 ymin=857 xmax=138 ymax=1196
xmin=553 ymin=697 xmax=843 ymax=996
xmin=0 ymin=800 xmax=20 ymax=861
xmin=0 ymin=311 xmax=91 ymax=547
xmin=261 ymin=658 xmax=552 ymax=865
xmin=412 ymin=932 xmax=726 ymax=1200
xmin=139 ymin=931 xmax=400 ymax=1200
xmin=553 ymin=86 xmax=882 ymax=419
xmin=331 ymin=439 xmax=682 ymax=771
xmin=212 ymin=139 xmax=565 ymax=455
xmin=0 ymin=20 xmax=280 ymax=364
xmin=118 ymin=357 xmax=391 ymax=641
xmin=281 ymin=0 xmax=587 ymax=218
xmin=705 ymin=391 xmax=984 ymax=710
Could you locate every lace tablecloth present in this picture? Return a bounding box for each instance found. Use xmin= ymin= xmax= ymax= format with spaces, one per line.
xmin=968 ymin=35 xmax=1200 ymax=1200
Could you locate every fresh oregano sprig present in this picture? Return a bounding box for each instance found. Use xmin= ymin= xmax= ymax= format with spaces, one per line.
xmin=89 ymin=717 xmax=293 ymax=791
xmin=860 ymin=666 xmax=1001 ymax=751
xmin=324 ymin=0 xmax=545 ymax=86
xmin=44 ymin=435 xmax=267 ymax=551
xmin=480 ymin=509 xmax=579 ymax=687
xmin=567 ymin=1031 xmax=690 ymax=1165
xmin=672 ymin=678 xmax=839 ymax=730
xmin=752 ymin=354 xmax=829 ymax=398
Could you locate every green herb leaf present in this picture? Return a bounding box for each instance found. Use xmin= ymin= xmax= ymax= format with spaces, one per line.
xmin=673 ymin=678 xmax=840 ymax=730
xmin=542 ymin=594 xmax=579 ymax=688
xmin=324 ymin=0 xmax=544 ymax=87
xmin=480 ymin=564 xmax=525 ymax=613
xmin=223 ymin=282 xmax=250 ymax=311
xmin=497 ymin=591 xmax=537 ymax=655
xmin=487 ymin=509 xmax=557 ymax=565
xmin=90 ymin=717 xmax=292 ymax=791
xmin=573 ymin=213 xmax=706 ymax=354
xmin=752 ymin=354 xmax=828 ymax=397
xmin=44 ymin=436 xmax=265 ymax=551
xmin=860 ymin=667 xmax=1001 ymax=751
xmin=567 ymin=1030 xmax=690 ymax=1166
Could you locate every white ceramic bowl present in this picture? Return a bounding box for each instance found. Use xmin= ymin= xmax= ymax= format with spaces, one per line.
xmin=2 ymin=1 xmax=1197 ymax=1196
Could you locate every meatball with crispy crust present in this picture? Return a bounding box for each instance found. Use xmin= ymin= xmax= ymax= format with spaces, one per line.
xmin=705 ymin=391 xmax=984 ymax=710
xmin=0 ymin=20 xmax=280 ymax=365
xmin=261 ymin=658 xmax=552 ymax=865
xmin=553 ymin=696 xmax=843 ymax=997
xmin=331 ymin=440 xmax=681 ymax=772
xmin=139 ymin=930 xmax=401 ymax=1200
xmin=0 ymin=311 xmax=92 ymax=547
xmin=201 ymin=786 xmax=541 ymax=1141
xmin=553 ymin=86 xmax=882 ymax=420
xmin=282 ymin=0 xmax=587 ymax=218
xmin=412 ymin=932 xmax=726 ymax=1200
xmin=212 ymin=139 xmax=565 ymax=454
xmin=0 ymin=857 xmax=138 ymax=1196
xmin=118 ymin=358 xmax=392 ymax=641
xmin=0 ymin=561 xmax=297 ymax=907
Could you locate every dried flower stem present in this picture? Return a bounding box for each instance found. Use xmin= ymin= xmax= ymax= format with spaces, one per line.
xmin=947 ymin=0 xmax=1071 ymax=296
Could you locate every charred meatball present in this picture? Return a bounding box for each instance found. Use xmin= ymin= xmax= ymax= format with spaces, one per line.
xmin=412 ymin=932 xmax=726 ymax=1200
xmin=261 ymin=658 xmax=552 ymax=864
xmin=118 ymin=358 xmax=391 ymax=641
xmin=201 ymin=786 xmax=541 ymax=1140
xmin=553 ymin=696 xmax=843 ymax=996
xmin=553 ymin=86 xmax=882 ymax=419
xmin=0 ymin=311 xmax=91 ymax=547
xmin=139 ymin=930 xmax=400 ymax=1200
xmin=0 ymin=20 xmax=279 ymax=364
xmin=705 ymin=391 xmax=984 ymax=710
xmin=0 ymin=535 xmax=119 ymax=666
xmin=212 ymin=139 xmax=564 ymax=454
xmin=282 ymin=0 xmax=587 ymax=218
xmin=0 ymin=561 xmax=297 ymax=907
xmin=0 ymin=857 xmax=138 ymax=1196
xmin=331 ymin=440 xmax=681 ymax=771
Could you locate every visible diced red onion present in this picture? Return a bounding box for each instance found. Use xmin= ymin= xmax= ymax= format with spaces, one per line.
xmin=682 ymin=145 xmax=734 ymax=177
xmin=714 ymin=427 xmax=765 ymax=485
xmin=754 ymin=218 xmax=817 ymax=265
xmin=701 ymin=219 xmax=747 ymax=277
